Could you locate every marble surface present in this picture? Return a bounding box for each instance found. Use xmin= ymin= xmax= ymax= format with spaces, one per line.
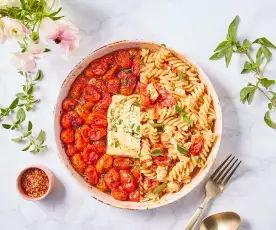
xmin=1 ymin=0 xmax=276 ymax=229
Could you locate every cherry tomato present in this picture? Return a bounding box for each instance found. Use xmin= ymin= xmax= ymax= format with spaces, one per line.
xmin=92 ymin=107 xmax=107 ymax=114
xmin=143 ymin=177 xmax=160 ymax=192
xmin=129 ymin=190 xmax=140 ymax=202
xmin=189 ymin=136 xmax=204 ymax=155
xmin=107 ymin=78 xmax=121 ymax=94
xmin=71 ymin=153 xmax=87 ymax=174
xmin=94 ymin=139 xmax=107 ymax=154
xmin=131 ymin=55 xmax=140 ymax=77
xmin=96 ymin=175 xmax=109 ymax=192
xmin=96 ymin=92 xmax=112 ymax=109
xmin=113 ymin=158 xmax=134 ymax=170
xmin=83 ymin=85 xmax=101 ymax=102
xmin=102 ymin=65 xmax=120 ymax=82
xmin=111 ymin=187 xmax=128 ymax=201
xmin=86 ymin=112 xmax=107 ymax=127
xmin=140 ymin=83 xmax=151 ymax=109
xmin=62 ymin=98 xmax=77 ymax=111
xmin=84 ymin=165 xmax=99 ymax=185
xmin=75 ymin=104 xmax=90 ymax=119
xmin=115 ymin=50 xmax=131 ymax=68
xmin=83 ymin=101 xmax=95 ymax=110
xmin=90 ymin=60 xmax=108 ymax=77
xmin=75 ymin=129 xmax=89 ymax=150
xmin=82 ymin=144 xmax=99 ymax=165
xmin=128 ymin=49 xmax=138 ymax=57
xmin=84 ymin=68 xmax=96 ymax=78
xmin=104 ymin=168 xmax=120 ymax=189
xmin=151 ymin=143 xmax=166 ymax=153
xmin=101 ymin=54 xmax=115 ymax=67
xmin=66 ymin=144 xmax=78 ymax=156
xmin=69 ymin=75 xmax=88 ymax=99
xmin=118 ymin=71 xmax=137 ymax=96
xmin=95 ymin=154 xmax=113 ymax=174
xmin=60 ymin=128 xmax=75 ymax=144
xmin=94 ymin=79 xmax=108 ymax=93
xmin=153 ymin=156 xmax=172 ymax=167
xmin=88 ymin=126 xmax=107 ymax=141
xmin=119 ymin=170 xmax=137 ymax=193
xmin=60 ymin=111 xmax=83 ymax=128
xmin=154 ymin=83 xmax=175 ymax=107
xmin=80 ymin=124 xmax=91 ymax=142
xmin=131 ymin=166 xmax=140 ymax=180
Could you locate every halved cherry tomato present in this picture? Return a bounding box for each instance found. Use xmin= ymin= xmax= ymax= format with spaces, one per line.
xmin=84 ymin=68 xmax=96 ymax=78
xmin=189 ymin=136 xmax=204 ymax=155
xmin=115 ymin=50 xmax=131 ymax=68
xmin=96 ymin=175 xmax=109 ymax=192
xmin=62 ymin=98 xmax=77 ymax=111
xmin=154 ymin=83 xmax=175 ymax=107
xmin=104 ymin=168 xmax=120 ymax=189
xmin=82 ymin=144 xmax=99 ymax=165
xmin=101 ymin=54 xmax=115 ymax=67
xmin=60 ymin=128 xmax=75 ymax=144
xmin=75 ymin=104 xmax=90 ymax=119
xmin=90 ymin=60 xmax=108 ymax=76
xmin=113 ymin=158 xmax=134 ymax=170
xmin=129 ymin=190 xmax=140 ymax=202
xmin=80 ymin=124 xmax=91 ymax=142
xmin=111 ymin=187 xmax=128 ymax=201
xmin=86 ymin=112 xmax=107 ymax=127
xmin=119 ymin=170 xmax=137 ymax=193
xmin=66 ymin=144 xmax=78 ymax=156
xmin=140 ymin=83 xmax=151 ymax=109
xmin=94 ymin=79 xmax=108 ymax=93
xmin=96 ymin=92 xmax=112 ymax=109
xmin=118 ymin=71 xmax=137 ymax=96
xmin=84 ymin=165 xmax=99 ymax=185
xmin=131 ymin=55 xmax=140 ymax=77
xmin=95 ymin=154 xmax=113 ymax=174
xmin=83 ymin=85 xmax=101 ymax=102
xmin=143 ymin=177 xmax=160 ymax=192
xmin=94 ymin=139 xmax=107 ymax=153
xmin=102 ymin=65 xmax=120 ymax=82
xmin=107 ymin=78 xmax=121 ymax=94
xmin=60 ymin=111 xmax=83 ymax=128
xmin=70 ymin=153 xmax=87 ymax=174
xmin=69 ymin=75 xmax=88 ymax=99
xmin=88 ymin=126 xmax=107 ymax=141
xmin=75 ymin=129 xmax=89 ymax=150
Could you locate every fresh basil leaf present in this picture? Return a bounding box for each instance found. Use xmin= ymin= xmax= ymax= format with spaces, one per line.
xmin=16 ymin=108 xmax=26 ymax=122
xmin=51 ymin=16 xmax=64 ymax=21
xmin=9 ymin=98 xmax=19 ymax=110
xmin=178 ymin=70 xmax=184 ymax=82
xmin=175 ymin=104 xmax=184 ymax=114
xmin=151 ymin=148 xmax=164 ymax=156
xmin=209 ymin=48 xmax=228 ymax=60
xmin=150 ymin=123 xmax=163 ymax=128
xmin=27 ymin=85 xmax=34 ymax=95
xmin=268 ymin=103 xmax=273 ymax=110
xmin=177 ymin=144 xmax=189 ymax=155
xmin=259 ymin=78 xmax=275 ymax=89
xmin=253 ymin=37 xmax=276 ymax=49
xmin=182 ymin=115 xmax=191 ymax=126
xmin=247 ymin=88 xmax=256 ymax=104
xmin=11 ymin=137 xmax=22 ymax=142
xmin=226 ymin=16 xmax=239 ymax=41
xmin=261 ymin=46 xmax=272 ymax=62
xmin=36 ymin=130 xmax=45 ymax=142
xmin=240 ymin=86 xmax=256 ymax=103
xmin=242 ymin=39 xmax=251 ymax=48
xmin=153 ymin=182 xmax=168 ymax=195
xmin=214 ymin=41 xmax=230 ymax=52
xmin=225 ymin=46 xmax=234 ymax=67
xmin=34 ymin=69 xmax=42 ymax=81
xmin=28 ymin=121 xmax=33 ymax=131
xmin=20 ymin=0 xmax=25 ymax=9
xmin=264 ymin=110 xmax=274 ymax=128
xmin=2 ymin=124 xmax=11 ymax=129
xmin=48 ymin=7 xmax=62 ymax=17
xmin=255 ymin=47 xmax=263 ymax=67
xmin=22 ymin=145 xmax=31 ymax=151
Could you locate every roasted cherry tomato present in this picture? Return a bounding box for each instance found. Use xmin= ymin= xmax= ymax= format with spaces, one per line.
xmin=115 ymin=50 xmax=131 ymax=68
xmin=131 ymin=55 xmax=140 ymax=77
xmin=102 ymin=65 xmax=120 ymax=82
xmin=111 ymin=187 xmax=128 ymax=201
xmin=60 ymin=128 xmax=75 ymax=144
xmin=60 ymin=111 xmax=83 ymax=128
xmin=93 ymin=138 xmax=107 ymax=153
xmin=75 ymin=129 xmax=89 ymax=150
xmin=70 ymin=153 xmax=87 ymax=174
xmin=75 ymin=104 xmax=90 ymax=119
xmin=83 ymin=85 xmax=101 ymax=102
xmin=69 ymin=75 xmax=88 ymax=99
xmin=83 ymin=101 xmax=95 ymax=110
xmin=94 ymin=79 xmax=108 ymax=93
xmin=90 ymin=60 xmax=108 ymax=77
xmin=88 ymin=126 xmax=107 ymax=141
xmin=80 ymin=124 xmax=91 ymax=142
xmin=189 ymin=136 xmax=204 ymax=155
xmin=84 ymin=165 xmax=99 ymax=185
xmin=95 ymin=154 xmax=113 ymax=174
xmin=106 ymin=78 xmax=121 ymax=94
xmin=86 ymin=112 xmax=107 ymax=127
xmin=96 ymin=92 xmax=112 ymax=109
xmin=153 ymin=156 xmax=172 ymax=167
xmin=96 ymin=175 xmax=109 ymax=192
xmin=102 ymin=54 xmax=115 ymax=67
xmin=154 ymin=83 xmax=175 ymax=107
xmin=131 ymin=165 xmax=140 ymax=180
xmin=118 ymin=71 xmax=137 ymax=96
xmin=113 ymin=158 xmax=134 ymax=170
xmin=84 ymin=68 xmax=96 ymax=78
xmin=62 ymin=98 xmax=77 ymax=111
xmin=140 ymin=83 xmax=151 ymax=109
xmin=82 ymin=144 xmax=99 ymax=165
xmin=143 ymin=177 xmax=160 ymax=192
xmin=119 ymin=170 xmax=137 ymax=193
xmin=104 ymin=168 xmax=120 ymax=189
xmin=66 ymin=144 xmax=78 ymax=156
xmin=129 ymin=190 xmax=140 ymax=202
xmin=92 ymin=107 xmax=107 ymax=114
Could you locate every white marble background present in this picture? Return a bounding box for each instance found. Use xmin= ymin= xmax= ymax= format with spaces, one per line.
xmin=1 ymin=0 xmax=276 ymax=229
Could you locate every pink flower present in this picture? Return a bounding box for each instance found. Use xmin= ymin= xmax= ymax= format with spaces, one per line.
xmin=27 ymin=40 xmax=47 ymax=58
xmin=3 ymin=17 xmax=30 ymax=41
xmin=42 ymin=19 xmax=80 ymax=55
xmin=12 ymin=52 xmax=36 ymax=72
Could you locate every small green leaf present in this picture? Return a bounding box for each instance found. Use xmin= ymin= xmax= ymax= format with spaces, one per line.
xmin=178 ymin=70 xmax=184 ymax=82
xmin=9 ymin=98 xmax=19 ymax=109
xmin=2 ymin=124 xmax=11 ymax=129
xmin=247 ymin=88 xmax=256 ymax=104
xmin=151 ymin=148 xmax=164 ymax=156
xmin=214 ymin=41 xmax=230 ymax=52
xmin=259 ymin=78 xmax=275 ymax=89
xmin=264 ymin=110 xmax=274 ymax=128
xmin=36 ymin=130 xmax=45 ymax=142
xmin=175 ymin=104 xmax=184 ymax=114
xmin=28 ymin=121 xmax=32 ymax=131
xmin=262 ymin=46 xmax=272 ymax=62
xmin=11 ymin=137 xmax=22 ymax=142
xmin=177 ymin=144 xmax=189 ymax=155
xmin=16 ymin=108 xmax=26 ymax=122
xmin=268 ymin=103 xmax=273 ymax=110
xmin=16 ymin=93 xmax=26 ymax=99
xmin=253 ymin=37 xmax=276 ymax=48
xmin=226 ymin=16 xmax=239 ymax=41
xmin=153 ymin=182 xmax=168 ymax=195
xmin=27 ymin=85 xmax=34 ymax=95
xmin=34 ymin=70 xmax=42 ymax=81
xmin=209 ymin=48 xmax=228 ymax=60
xmin=22 ymin=145 xmax=31 ymax=151
xmin=225 ymin=46 xmax=233 ymax=67
xmin=51 ymin=16 xmax=64 ymax=21
xmin=20 ymin=0 xmax=25 ymax=9
xmin=182 ymin=115 xmax=191 ymax=126
xmin=44 ymin=48 xmax=51 ymax=52
xmin=240 ymin=86 xmax=256 ymax=103
xmin=256 ymin=47 xmax=263 ymax=67
xmin=49 ymin=7 xmax=62 ymax=17
xmin=242 ymin=39 xmax=251 ymax=48
xmin=150 ymin=123 xmax=163 ymax=128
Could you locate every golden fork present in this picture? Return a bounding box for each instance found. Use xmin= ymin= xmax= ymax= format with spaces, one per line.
xmin=185 ymin=155 xmax=242 ymax=230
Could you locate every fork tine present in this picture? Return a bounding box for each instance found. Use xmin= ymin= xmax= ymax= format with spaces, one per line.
xmin=221 ymin=160 xmax=242 ymax=186
xmin=210 ymin=155 xmax=233 ymax=180
xmin=217 ymin=158 xmax=239 ymax=184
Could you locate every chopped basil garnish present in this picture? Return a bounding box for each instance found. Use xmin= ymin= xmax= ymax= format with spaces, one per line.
xmin=156 ymin=127 xmax=165 ymax=133
xmin=178 ymin=70 xmax=184 ymax=82
xmin=150 ymin=122 xmax=163 ymax=128
xmin=175 ymin=105 xmax=191 ymax=126
xmin=151 ymin=148 xmax=164 ymax=156
xmin=153 ymin=182 xmax=168 ymax=195
xmin=177 ymin=144 xmax=189 ymax=155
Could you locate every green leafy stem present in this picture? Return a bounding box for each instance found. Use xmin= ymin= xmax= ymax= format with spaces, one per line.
xmin=210 ymin=16 xmax=276 ymax=128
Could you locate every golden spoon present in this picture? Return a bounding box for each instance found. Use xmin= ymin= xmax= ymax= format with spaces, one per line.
xmin=198 ymin=212 xmax=241 ymax=230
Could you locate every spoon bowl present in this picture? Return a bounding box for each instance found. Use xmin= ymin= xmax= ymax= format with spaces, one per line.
xmin=198 ymin=212 xmax=241 ymax=230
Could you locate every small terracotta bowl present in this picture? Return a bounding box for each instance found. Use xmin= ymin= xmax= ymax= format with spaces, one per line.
xmin=16 ymin=165 xmax=54 ymax=201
